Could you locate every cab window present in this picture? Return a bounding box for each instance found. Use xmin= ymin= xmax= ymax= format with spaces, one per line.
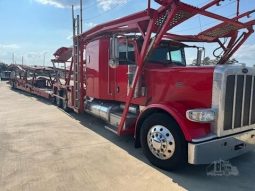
xmin=148 ymin=46 xmax=186 ymax=66
xmin=171 ymin=50 xmax=183 ymax=63
xmin=118 ymin=40 xmax=135 ymax=65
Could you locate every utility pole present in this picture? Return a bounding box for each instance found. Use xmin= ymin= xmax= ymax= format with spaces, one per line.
xmin=12 ymin=53 xmax=15 ymax=64
xmin=72 ymin=5 xmax=75 ymax=37
xmin=80 ymin=0 xmax=83 ymax=33
xmin=22 ymin=56 xmax=24 ymax=66
xmin=43 ymin=52 xmax=47 ymax=67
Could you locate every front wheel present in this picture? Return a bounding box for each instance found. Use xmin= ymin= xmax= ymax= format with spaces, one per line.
xmin=140 ymin=113 xmax=187 ymax=170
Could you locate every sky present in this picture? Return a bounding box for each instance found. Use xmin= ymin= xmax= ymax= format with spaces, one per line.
xmin=0 ymin=0 xmax=254 ymax=66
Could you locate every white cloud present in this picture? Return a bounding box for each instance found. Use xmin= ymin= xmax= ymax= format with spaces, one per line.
xmin=66 ymin=34 xmax=73 ymax=40
xmin=97 ymin=0 xmax=128 ymax=11
xmin=231 ymin=44 xmax=255 ymax=65
xmin=26 ymin=52 xmax=42 ymax=59
xmin=235 ymin=44 xmax=255 ymax=60
xmin=35 ymin=0 xmax=129 ymax=11
xmin=0 ymin=44 xmax=20 ymax=49
xmin=84 ymin=22 xmax=97 ymax=29
xmin=34 ymin=0 xmax=79 ymax=9
xmin=66 ymin=22 xmax=97 ymax=40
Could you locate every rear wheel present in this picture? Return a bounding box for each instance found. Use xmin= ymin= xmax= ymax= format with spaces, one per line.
xmin=62 ymin=91 xmax=70 ymax=112
xmin=50 ymin=95 xmax=56 ymax=105
xmin=11 ymin=81 xmax=16 ymax=89
xmin=140 ymin=113 xmax=187 ymax=170
xmin=56 ymin=91 xmax=62 ymax=108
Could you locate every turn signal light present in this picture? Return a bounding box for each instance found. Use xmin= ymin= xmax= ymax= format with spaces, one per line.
xmin=186 ymin=109 xmax=216 ymax=123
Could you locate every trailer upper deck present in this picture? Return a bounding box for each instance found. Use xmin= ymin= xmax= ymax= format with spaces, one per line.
xmin=79 ymin=0 xmax=255 ymax=44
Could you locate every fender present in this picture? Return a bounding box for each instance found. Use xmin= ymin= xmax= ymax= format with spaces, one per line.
xmin=135 ymin=102 xmax=211 ymax=145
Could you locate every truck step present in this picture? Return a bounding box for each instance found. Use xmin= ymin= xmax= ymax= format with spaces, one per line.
xmin=104 ymin=125 xmax=118 ymax=134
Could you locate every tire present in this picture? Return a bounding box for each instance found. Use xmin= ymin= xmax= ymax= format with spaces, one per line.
xmin=56 ymin=91 xmax=62 ymax=108
xmin=11 ymin=81 xmax=16 ymax=89
xmin=140 ymin=113 xmax=187 ymax=170
xmin=50 ymin=95 xmax=56 ymax=105
xmin=62 ymin=92 xmax=70 ymax=112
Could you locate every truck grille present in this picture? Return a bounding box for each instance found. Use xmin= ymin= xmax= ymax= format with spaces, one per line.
xmin=224 ymin=75 xmax=255 ymax=130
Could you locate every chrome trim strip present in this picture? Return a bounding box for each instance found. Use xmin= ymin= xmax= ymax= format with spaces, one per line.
xmin=232 ymin=75 xmax=237 ymax=129
xmin=191 ymin=134 xmax=217 ymax=143
xmin=188 ymin=129 xmax=255 ymax=164
xmin=105 ymin=125 xmax=118 ymax=134
xmin=249 ymin=76 xmax=254 ymax=125
xmin=212 ymin=65 xmax=255 ymax=137
xmin=241 ymin=75 xmax=246 ymax=126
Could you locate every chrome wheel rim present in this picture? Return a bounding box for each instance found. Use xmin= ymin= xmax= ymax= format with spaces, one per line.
xmin=147 ymin=125 xmax=175 ymax=160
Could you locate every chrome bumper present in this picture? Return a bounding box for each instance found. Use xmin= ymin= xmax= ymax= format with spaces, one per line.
xmin=188 ymin=129 xmax=255 ymax=164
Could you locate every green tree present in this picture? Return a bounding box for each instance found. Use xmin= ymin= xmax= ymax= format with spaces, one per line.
xmin=0 ymin=62 xmax=8 ymax=72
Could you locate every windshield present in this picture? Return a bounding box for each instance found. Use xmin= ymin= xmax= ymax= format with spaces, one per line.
xmin=148 ymin=46 xmax=186 ymax=66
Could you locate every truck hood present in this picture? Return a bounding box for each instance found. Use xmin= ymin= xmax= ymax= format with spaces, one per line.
xmin=144 ymin=65 xmax=215 ymax=109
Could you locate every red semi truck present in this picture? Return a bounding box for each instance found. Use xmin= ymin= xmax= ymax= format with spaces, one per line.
xmin=12 ymin=0 xmax=255 ymax=170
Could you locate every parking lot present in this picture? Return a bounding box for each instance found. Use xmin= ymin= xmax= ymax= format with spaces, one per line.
xmin=0 ymin=81 xmax=254 ymax=191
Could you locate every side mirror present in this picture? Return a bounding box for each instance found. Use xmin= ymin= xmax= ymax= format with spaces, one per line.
xmin=109 ymin=36 xmax=119 ymax=68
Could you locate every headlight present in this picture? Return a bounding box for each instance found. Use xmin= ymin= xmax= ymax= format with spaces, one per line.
xmin=186 ymin=109 xmax=216 ymax=123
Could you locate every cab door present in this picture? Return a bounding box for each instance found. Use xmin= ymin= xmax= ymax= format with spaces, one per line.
xmin=109 ymin=37 xmax=136 ymax=102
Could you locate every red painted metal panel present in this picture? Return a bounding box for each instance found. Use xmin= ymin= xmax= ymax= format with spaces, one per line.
xmin=14 ymin=78 xmax=52 ymax=99
xmin=144 ymin=65 xmax=214 ymax=108
xmin=86 ymin=40 xmax=100 ymax=98
xmin=133 ymin=66 xmax=214 ymax=140
xmin=86 ymin=38 xmax=118 ymax=100
xmin=114 ymin=65 xmax=129 ymax=102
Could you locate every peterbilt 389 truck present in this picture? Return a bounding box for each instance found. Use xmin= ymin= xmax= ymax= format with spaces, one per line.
xmin=11 ymin=0 xmax=255 ymax=170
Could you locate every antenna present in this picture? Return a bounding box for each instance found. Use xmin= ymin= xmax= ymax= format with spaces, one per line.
xmin=72 ymin=5 xmax=75 ymax=37
xmin=236 ymin=0 xmax=240 ymax=17
xmin=80 ymin=0 xmax=83 ymax=33
xmin=12 ymin=53 xmax=15 ymax=64
xmin=77 ymin=15 xmax=80 ymax=35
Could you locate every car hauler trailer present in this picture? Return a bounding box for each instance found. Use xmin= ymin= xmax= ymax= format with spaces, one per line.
xmin=51 ymin=47 xmax=74 ymax=110
xmin=10 ymin=65 xmax=57 ymax=100
xmin=0 ymin=71 xmax=11 ymax=81
xmin=12 ymin=0 xmax=255 ymax=170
